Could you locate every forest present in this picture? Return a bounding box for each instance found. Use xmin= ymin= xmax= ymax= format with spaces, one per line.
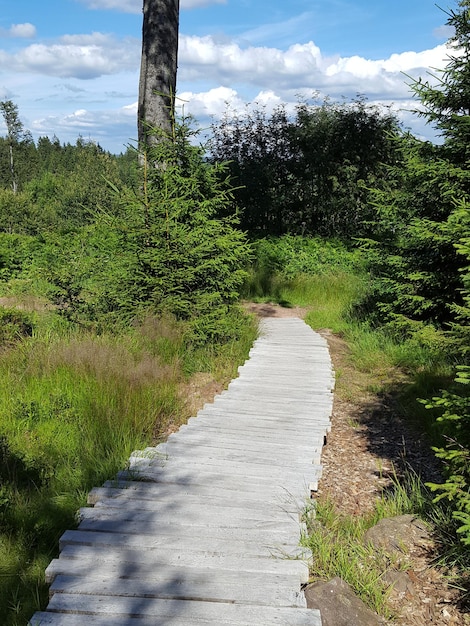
xmin=0 ymin=3 xmax=469 ymax=625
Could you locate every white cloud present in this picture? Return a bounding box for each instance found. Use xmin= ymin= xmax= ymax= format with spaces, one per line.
xmin=0 ymin=33 xmax=139 ymax=79
xmin=31 ymin=102 xmax=139 ymax=151
xmin=327 ymin=45 xmax=449 ymax=78
xmin=177 ymin=86 xmax=243 ymax=119
xmin=76 ymin=0 xmax=226 ymax=13
xmin=0 ymin=23 xmax=36 ymax=39
xmin=179 ymin=35 xmax=451 ymax=99
xmin=179 ymin=37 xmax=324 ymax=87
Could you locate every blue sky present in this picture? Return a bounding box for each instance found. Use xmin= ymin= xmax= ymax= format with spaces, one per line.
xmin=0 ymin=0 xmax=455 ymax=153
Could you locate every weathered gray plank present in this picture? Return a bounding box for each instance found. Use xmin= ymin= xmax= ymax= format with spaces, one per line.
xmin=31 ymin=613 xmax=322 ymax=626
xmin=59 ymin=528 xmax=304 ymax=557
xmin=87 ymin=483 xmax=309 ymax=509
xmin=117 ymin=464 xmax=320 ymax=492
xmin=77 ymin=502 xmax=305 ymax=528
xmin=49 ymin=569 xmax=307 ymax=607
xmin=36 ymin=594 xmax=322 ymax=625
xmin=47 ymin=544 xmax=310 ymax=579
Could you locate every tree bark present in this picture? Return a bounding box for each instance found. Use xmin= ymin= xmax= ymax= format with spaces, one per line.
xmin=138 ymin=0 xmax=180 ymax=147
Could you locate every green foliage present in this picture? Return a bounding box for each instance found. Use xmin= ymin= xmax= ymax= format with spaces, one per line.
xmin=357 ymin=145 xmax=469 ymax=351
xmin=33 ymin=226 xmax=120 ymax=326
xmin=210 ymin=96 xmax=401 ymax=238
xmin=357 ymin=1 xmax=470 ymax=555
xmin=0 ymin=188 xmax=31 ymax=234
xmin=302 ymin=506 xmax=395 ymax=620
xmin=0 ymin=123 xmax=134 ymax=233
xmin=0 ymin=233 xmax=40 ymax=282
xmin=421 ymin=222 xmax=470 ymax=547
xmin=409 ymin=0 xmax=470 ymax=165
xmin=106 ymin=117 xmax=252 ymax=341
xmin=243 ymin=235 xmax=362 ymax=300
xmin=210 ymin=104 xmax=298 ymax=235
xmin=253 ymin=235 xmax=361 ymax=277
xmin=424 ymin=367 xmax=470 ymax=545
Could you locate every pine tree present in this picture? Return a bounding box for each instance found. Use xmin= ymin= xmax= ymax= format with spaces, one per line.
xmin=366 ymin=0 xmax=470 ymax=547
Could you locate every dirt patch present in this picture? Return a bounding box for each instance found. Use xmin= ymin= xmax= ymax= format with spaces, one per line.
xmin=180 ymin=372 xmax=225 ymax=421
xmin=242 ymin=301 xmax=310 ymax=319
xmin=0 ymin=296 xmax=53 ymax=311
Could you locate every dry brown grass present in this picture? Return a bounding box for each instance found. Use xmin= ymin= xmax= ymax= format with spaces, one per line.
xmin=48 ymin=338 xmax=178 ymax=388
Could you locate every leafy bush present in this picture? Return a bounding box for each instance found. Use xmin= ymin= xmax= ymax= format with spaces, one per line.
xmin=243 ymin=235 xmax=362 ymax=300
xmin=210 ymin=97 xmax=401 ymax=238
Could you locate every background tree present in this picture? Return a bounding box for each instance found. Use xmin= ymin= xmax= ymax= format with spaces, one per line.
xmin=210 ymin=104 xmax=298 ymax=235
xmin=0 ymin=100 xmax=33 ymax=194
xmin=138 ymin=0 xmax=180 ymax=147
xmin=209 ymin=97 xmax=401 ymax=238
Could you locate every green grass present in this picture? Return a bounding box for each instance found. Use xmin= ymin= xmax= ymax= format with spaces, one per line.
xmin=302 ymin=502 xmax=395 ymax=619
xmin=0 ymin=308 xmax=257 ymax=625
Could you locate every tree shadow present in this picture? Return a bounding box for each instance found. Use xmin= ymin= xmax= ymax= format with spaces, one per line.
xmin=351 ymin=383 xmax=470 ymax=610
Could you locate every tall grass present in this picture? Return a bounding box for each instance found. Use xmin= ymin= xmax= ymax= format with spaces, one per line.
xmin=0 ymin=309 xmax=256 ymax=625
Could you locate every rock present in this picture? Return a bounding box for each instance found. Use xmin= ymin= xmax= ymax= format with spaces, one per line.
xmin=382 ymin=569 xmax=414 ymax=595
xmin=363 ymin=515 xmax=430 ymax=556
xmin=304 ymin=577 xmax=387 ymax=626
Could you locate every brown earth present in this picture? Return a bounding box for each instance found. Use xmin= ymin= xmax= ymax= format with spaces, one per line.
xmin=206 ymin=302 xmax=469 ymax=626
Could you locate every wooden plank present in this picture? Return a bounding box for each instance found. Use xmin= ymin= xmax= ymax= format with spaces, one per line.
xmin=87 ymin=483 xmax=309 ymax=509
xmin=49 ymin=570 xmax=306 ymax=607
xmin=31 ymin=612 xmax=322 ymax=626
xmin=131 ymin=450 xmax=322 ymax=472
xmin=77 ymin=502 xmax=305 ymax=528
xmin=140 ymin=447 xmax=321 ymax=469
xmin=59 ymin=529 xmax=303 ymax=558
xmin=117 ymin=464 xmax=321 ymax=491
xmin=36 ymin=594 xmax=322 ymax=625
xmin=47 ymin=545 xmax=310 ymax=580
xmin=44 ymin=558 xmax=308 ymax=588
xmin=85 ymin=491 xmax=305 ymax=516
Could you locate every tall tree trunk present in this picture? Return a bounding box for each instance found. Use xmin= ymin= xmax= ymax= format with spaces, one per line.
xmin=8 ymin=143 xmax=17 ymax=194
xmin=138 ymin=0 xmax=180 ymax=148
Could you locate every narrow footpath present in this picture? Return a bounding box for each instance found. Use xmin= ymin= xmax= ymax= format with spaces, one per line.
xmin=31 ymin=317 xmax=334 ymax=626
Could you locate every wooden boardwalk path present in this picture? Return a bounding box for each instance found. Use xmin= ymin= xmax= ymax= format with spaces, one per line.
xmin=31 ymin=317 xmax=334 ymax=625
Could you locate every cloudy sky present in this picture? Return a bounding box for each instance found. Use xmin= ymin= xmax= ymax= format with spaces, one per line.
xmin=0 ymin=0 xmax=455 ymax=153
